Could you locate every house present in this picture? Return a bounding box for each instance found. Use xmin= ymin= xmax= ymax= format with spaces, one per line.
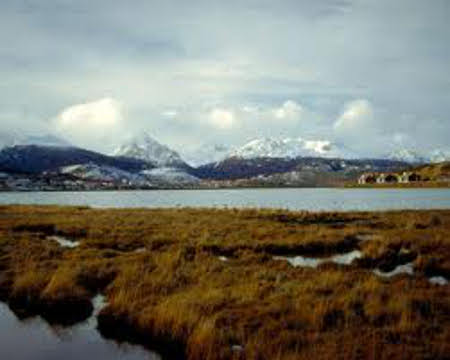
xmin=376 ymin=173 xmax=386 ymax=184
xmin=384 ymin=174 xmax=399 ymax=183
xmin=358 ymin=173 xmax=377 ymax=184
xmin=399 ymin=172 xmax=421 ymax=183
xmin=376 ymin=173 xmax=398 ymax=184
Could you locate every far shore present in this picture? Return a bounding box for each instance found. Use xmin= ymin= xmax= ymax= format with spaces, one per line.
xmin=1 ymin=182 xmax=449 ymax=193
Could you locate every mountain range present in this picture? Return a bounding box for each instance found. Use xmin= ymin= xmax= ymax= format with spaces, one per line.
xmin=0 ymin=131 xmax=448 ymax=188
xmin=228 ymin=137 xmax=357 ymax=160
xmin=1 ymin=130 xmax=449 ymax=167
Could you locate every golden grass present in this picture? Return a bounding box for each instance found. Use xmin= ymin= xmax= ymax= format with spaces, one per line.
xmin=0 ymin=205 xmax=449 ymax=359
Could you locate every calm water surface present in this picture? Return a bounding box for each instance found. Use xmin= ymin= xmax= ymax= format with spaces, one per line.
xmin=0 ymin=302 xmax=160 ymax=360
xmin=0 ymin=188 xmax=449 ymax=210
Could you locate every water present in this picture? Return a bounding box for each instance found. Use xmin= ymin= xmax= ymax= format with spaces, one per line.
xmin=0 ymin=188 xmax=449 ymax=210
xmin=429 ymin=276 xmax=448 ymax=286
xmin=273 ymin=250 xmax=362 ymax=268
xmin=0 ymin=301 xmax=160 ymax=360
xmin=47 ymin=235 xmax=80 ymax=248
xmin=373 ymin=263 xmax=415 ymax=278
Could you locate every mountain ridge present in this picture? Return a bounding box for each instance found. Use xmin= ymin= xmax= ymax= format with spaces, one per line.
xmin=113 ymin=132 xmax=187 ymax=168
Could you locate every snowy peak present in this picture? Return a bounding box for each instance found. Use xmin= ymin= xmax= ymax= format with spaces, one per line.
xmin=113 ymin=132 xmax=185 ymax=167
xmin=229 ymin=137 xmax=355 ymax=160
xmin=387 ymin=149 xmax=428 ymax=164
xmin=386 ymin=148 xmax=450 ymax=164
xmin=429 ymin=149 xmax=450 ymax=163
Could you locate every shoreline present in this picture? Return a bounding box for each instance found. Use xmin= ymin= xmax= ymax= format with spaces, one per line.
xmin=1 ymin=181 xmax=449 ymax=192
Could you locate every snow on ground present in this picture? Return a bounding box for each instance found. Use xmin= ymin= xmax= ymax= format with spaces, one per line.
xmin=141 ymin=167 xmax=199 ymax=184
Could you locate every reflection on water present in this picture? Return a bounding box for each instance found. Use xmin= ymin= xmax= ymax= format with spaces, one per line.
xmin=428 ymin=276 xmax=448 ymax=286
xmin=373 ymin=263 xmax=414 ymax=278
xmin=273 ymin=250 xmax=362 ymax=268
xmin=47 ymin=235 xmax=80 ymax=248
xmin=0 ymin=301 xmax=160 ymax=360
xmin=0 ymin=188 xmax=449 ymax=211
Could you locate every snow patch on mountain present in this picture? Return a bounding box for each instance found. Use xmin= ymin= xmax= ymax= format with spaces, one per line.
xmin=60 ymin=163 xmax=145 ymax=183
xmin=429 ymin=149 xmax=450 ymax=163
xmin=60 ymin=163 xmax=198 ymax=186
xmin=229 ymin=137 xmax=356 ymax=160
xmin=387 ymin=149 xmax=427 ymax=164
xmin=141 ymin=167 xmax=199 ymax=185
xmin=113 ymin=133 xmax=185 ymax=167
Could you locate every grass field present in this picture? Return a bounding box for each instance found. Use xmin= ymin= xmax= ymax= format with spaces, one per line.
xmin=0 ymin=205 xmax=449 ymax=359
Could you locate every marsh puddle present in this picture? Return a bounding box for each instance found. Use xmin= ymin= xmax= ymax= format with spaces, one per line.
xmin=0 ymin=297 xmax=161 ymax=360
xmin=273 ymin=250 xmax=362 ymax=268
xmin=372 ymin=263 xmax=449 ymax=286
xmin=428 ymin=276 xmax=448 ymax=286
xmin=47 ymin=235 xmax=80 ymax=248
xmin=373 ymin=263 xmax=414 ymax=278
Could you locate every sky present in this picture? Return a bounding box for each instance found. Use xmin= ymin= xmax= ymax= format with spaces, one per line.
xmin=0 ymin=0 xmax=449 ymax=159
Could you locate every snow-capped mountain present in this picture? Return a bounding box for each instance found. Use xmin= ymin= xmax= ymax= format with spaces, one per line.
xmin=113 ymin=132 xmax=186 ymax=167
xmin=386 ymin=148 xmax=450 ymax=164
xmin=228 ymin=137 xmax=356 ymax=160
xmin=429 ymin=149 xmax=450 ymax=163
xmin=387 ymin=149 xmax=428 ymax=164
xmin=0 ymin=145 xmax=151 ymax=174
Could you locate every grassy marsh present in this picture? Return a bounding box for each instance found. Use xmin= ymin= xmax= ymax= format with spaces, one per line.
xmin=0 ymin=205 xmax=449 ymax=359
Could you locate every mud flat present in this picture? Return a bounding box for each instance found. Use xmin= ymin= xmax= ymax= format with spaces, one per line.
xmin=0 ymin=205 xmax=449 ymax=359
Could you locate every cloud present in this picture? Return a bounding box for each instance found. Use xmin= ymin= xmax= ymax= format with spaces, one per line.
xmin=57 ymin=98 xmax=123 ymax=128
xmin=165 ymin=99 xmax=321 ymax=149
xmin=53 ymin=98 xmax=127 ymax=152
xmin=161 ymin=109 xmax=178 ymax=118
xmin=273 ymin=100 xmax=303 ymax=121
xmin=334 ymin=99 xmax=373 ymax=132
xmin=1 ymin=1 xmax=449 ymax=155
xmin=209 ymin=108 xmax=235 ymax=129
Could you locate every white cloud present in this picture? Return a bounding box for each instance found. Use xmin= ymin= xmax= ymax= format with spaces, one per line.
xmin=209 ymin=108 xmax=235 ymax=129
xmin=161 ymin=109 xmax=178 ymax=117
xmin=53 ymin=98 xmax=127 ymax=152
xmin=273 ymin=100 xmax=303 ymax=121
xmin=242 ymin=105 xmax=259 ymax=114
xmin=334 ymin=99 xmax=373 ymax=132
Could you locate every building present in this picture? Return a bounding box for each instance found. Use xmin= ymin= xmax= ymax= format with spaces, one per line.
xmin=399 ymin=172 xmax=421 ymax=183
xmin=358 ymin=173 xmax=377 ymax=184
xmin=358 ymin=171 xmax=423 ymax=185
xmin=375 ymin=173 xmax=399 ymax=184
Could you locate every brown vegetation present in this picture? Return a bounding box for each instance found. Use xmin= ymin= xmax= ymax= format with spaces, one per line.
xmin=0 ymin=205 xmax=449 ymax=359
